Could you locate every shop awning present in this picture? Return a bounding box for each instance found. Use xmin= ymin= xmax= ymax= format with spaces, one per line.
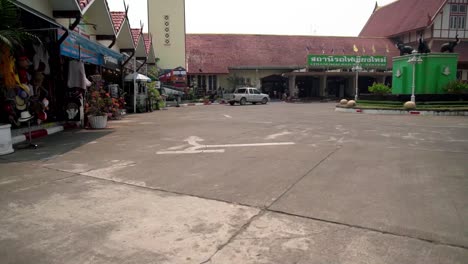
xmin=124 ymin=73 xmax=151 ymax=82
xmin=58 ymin=29 xmax=123 ymax=66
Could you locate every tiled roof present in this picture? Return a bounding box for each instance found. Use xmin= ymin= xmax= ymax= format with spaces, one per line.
xmin=131 ymin=28 xmax=141 ymax=46
xmin=77 ymin=0 xmax=93 ymax=10
xmin=143 ymin=33 xmax=152 ymax=54
xmin=359 ymin=0 xmax=446 ymax=37
xmin=186 ymin=34 xmax=401 ymax=74
xmin=111 ymin=12 xmax=126 ymax=35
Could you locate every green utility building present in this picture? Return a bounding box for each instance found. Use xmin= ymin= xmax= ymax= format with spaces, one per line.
xmin=392 ymin=53 xmax=459 ymax=95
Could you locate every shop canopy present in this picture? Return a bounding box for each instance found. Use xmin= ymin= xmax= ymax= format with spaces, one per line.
xmin=124 ymin=73 xmax=152 ymax=82
xmin=58 ymin=29 xmax=123 ymax=67
xmin=12 ymin=0 xmax=123 ymax=69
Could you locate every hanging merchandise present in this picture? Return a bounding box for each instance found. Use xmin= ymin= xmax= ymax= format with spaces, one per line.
xmin=15 ymin=84 xmax=30 ymax=111
xmin=32 ymin=43 xmax=50 ymax=75
xmin=17 ymin=56 xmax=32 ymax=85
xmin=0 ymin=46 xmax=17 ymax=88
xmin=30 ymin=72 xmax=49 ymax=124
xmin=67 ymin=60 xmax=91 ymax=89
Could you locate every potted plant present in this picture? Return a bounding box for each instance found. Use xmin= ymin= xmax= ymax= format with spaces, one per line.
xmin=85 ymin=83 xmax=113 ymax=129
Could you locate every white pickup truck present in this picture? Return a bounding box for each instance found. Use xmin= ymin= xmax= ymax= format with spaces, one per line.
xmin=225 ymin=87 xmax=270 ymax=105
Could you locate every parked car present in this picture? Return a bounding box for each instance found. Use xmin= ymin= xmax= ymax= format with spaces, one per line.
xmin=225 ymin=87 xmax=269 ymax=105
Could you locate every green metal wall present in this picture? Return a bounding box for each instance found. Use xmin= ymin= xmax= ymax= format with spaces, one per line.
xmin=392 ymin=53 xmax=458 ymax=94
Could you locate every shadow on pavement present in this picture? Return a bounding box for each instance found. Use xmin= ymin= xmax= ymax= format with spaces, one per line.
xmin=0 ymin=129 xmax=114 ymax=163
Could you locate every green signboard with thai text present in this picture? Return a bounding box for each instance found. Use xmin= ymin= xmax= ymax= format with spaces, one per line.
xmin=307 ymin=55 xmax=387 ymax=68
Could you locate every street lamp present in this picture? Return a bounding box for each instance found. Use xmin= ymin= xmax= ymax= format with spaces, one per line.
xmin=407 ymin=53 xmax=423 ymax=103
xmin=352 ymin=60 xmax=363 ymax=101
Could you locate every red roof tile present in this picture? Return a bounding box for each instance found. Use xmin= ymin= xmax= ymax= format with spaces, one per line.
xmin=186 ymin=34 xmax=401 ymax=74
xmin=359 ymin=0 xmax=446 ymax=37
xmin=111 ymin=11 xmax=126 ymax=34
xmin=131 ymin=28 xmax=141 ymax=46
xmin=143 ymin=33 xmax=152 ymax=54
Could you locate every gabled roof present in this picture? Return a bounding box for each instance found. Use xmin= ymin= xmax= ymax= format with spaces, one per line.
xmin=111 ymin=11 xmax=126 ymax=35
xmin=143 ymin=33 xmax=156 ymax=64
xmin=79 ymin=0 xmax=114 ymax=35
xmin=131 ymin=28 xmax=141 ymax=46
xmin=186 ymin=34 xmax=400 ymax=74
xmin=131 ymin=28 xmax=147 ymax=57
xmin=359 ymin=0 xmax=447 ymax=37
xmin=143 ymin=33 xmax=152 ymax=54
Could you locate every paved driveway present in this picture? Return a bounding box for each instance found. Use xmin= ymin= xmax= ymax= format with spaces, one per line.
xmin=1 ymin=102 xmax=467 ymax=263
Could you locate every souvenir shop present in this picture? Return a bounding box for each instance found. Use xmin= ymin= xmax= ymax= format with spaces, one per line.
xmin=0 ymin=6 xmax=124 ymax=132
xmin=57 ymin=29 xmax=124 ymax=126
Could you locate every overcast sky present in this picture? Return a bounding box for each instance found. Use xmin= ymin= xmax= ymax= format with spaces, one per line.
xmin=108 ymin=0 xmax=397 ymax=36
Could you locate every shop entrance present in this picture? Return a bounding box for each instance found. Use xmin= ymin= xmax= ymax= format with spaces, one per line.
xmin=327 ymin=77 xmax=348 ymax=98
xmin=261 ymin=75 xmax=287 ymax=99
xmin=296 ymin=76 xmax=320 ymax=98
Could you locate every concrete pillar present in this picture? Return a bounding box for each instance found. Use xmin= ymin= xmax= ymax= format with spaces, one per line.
xmin=354 ymin=74 xmax=358 ymax=97
xmin=288 ymin=75 xmax=296 ymax=98
xmin=378 ymin=76 xmax=386 ymax=84
xmin=320 ymin=76 xmax=327 ymax=97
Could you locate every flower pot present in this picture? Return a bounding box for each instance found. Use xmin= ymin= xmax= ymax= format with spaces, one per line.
xmin=88 ymin=115 xmax=108 ymax=129
xmin=0 ymin=124 xmax=14 ymax=155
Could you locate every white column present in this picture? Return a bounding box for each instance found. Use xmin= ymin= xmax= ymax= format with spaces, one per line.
xmin=320 ymin=76 xmax=328 ymax=97
xmin=133 ymin=56 xmax=137 ymax=113
xmin=288 ymin=75 xmax=296 ymax=98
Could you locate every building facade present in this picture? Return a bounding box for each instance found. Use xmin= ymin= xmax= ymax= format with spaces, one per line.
xmin=183 ymin=0 xmax=468 ymax=99
xmin=148 ymin=0 xmax=186 ymax=71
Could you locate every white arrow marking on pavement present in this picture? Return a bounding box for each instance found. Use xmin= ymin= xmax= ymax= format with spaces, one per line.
xmin=156 ymin=136 xmax=295 ymax=155
xmin=265 ymin=131 xmax=292 ymax=140
xmin=224 ymin=114 xmax=232 ymax=118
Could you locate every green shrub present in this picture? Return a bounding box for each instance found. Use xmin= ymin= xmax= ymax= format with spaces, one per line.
xmin=368 ymin=83 xmax=392 ymax=95
xmin=443 ymin=81 xmax=468 ymax=94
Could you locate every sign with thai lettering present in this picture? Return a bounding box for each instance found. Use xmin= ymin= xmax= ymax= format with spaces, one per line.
xmin=58 ymin=29 xmax=103 ymax=65
xmin=308 ymin=55 xmax=387 ymax=68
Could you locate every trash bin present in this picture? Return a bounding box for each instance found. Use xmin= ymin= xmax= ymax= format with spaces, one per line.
xmin=0 ymin=124 xmax=14 ymax=155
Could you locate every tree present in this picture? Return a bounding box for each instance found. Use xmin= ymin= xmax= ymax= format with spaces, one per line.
xmin=0 ymin=0 xmax=39 ymax=49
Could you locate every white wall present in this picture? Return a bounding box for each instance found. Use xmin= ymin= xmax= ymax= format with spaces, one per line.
xmin=433 ymin=2 xmax=468 ymax=39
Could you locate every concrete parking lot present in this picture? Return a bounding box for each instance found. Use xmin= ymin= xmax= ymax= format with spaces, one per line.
xmin=1 ymin=102 xmax=467 ymax=263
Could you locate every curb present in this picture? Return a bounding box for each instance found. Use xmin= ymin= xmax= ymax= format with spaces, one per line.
xmin=179 ymin=102 xmax=220 ymax=107
xmin=12 ymin=122 xmax=80 ymax=145
xmin=335 ymin=107 xmax=468 ymax=116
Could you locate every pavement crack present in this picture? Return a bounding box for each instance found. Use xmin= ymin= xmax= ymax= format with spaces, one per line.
xmin=267 ymin=208 xmax=468 ymax=251
xmin=199 ymin=210 xmax=266 ymax=264
xmin=267 ymin=146 xmax=342 ymax=208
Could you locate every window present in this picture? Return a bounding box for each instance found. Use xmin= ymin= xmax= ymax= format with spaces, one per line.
xmin=450 ymin=15 xmax=466 ymax=29
xmin=253 ymin=89 xmax=261 ymax=94
xmin=207 ymin=75 xmax=217 ymax=91
xmin=450 ymin=4 xmax=467 ymax=29
xmin=237 ymin=88 xmax=246 ymax=94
